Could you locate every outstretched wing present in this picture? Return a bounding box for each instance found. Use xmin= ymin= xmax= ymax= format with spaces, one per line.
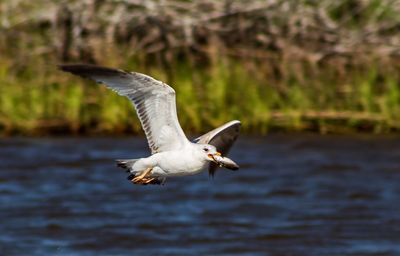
xmin=59 ymin=64 xmax=189 ymax=154
xmin=194 ymin=120 xmax=241 ymax=176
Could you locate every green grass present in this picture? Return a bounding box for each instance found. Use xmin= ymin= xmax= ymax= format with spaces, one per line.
xmin=1 ymin=0 xmax=400 ymax=135
xmin=0 ymin=54 xmax=399 ymax=136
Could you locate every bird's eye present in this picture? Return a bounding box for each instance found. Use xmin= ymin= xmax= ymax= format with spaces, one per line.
xmin=203 ymin=147 xmax=209 ymax=152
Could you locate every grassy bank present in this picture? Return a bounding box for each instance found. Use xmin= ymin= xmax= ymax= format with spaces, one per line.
xmin=1 ymin=0 xmax=400 ymax=135
xmin=1 ymin=56 xmax=400 ymax=136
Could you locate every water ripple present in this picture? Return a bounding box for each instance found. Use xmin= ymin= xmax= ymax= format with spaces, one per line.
xmin=1 ymin=135 xmax=400 ymax=255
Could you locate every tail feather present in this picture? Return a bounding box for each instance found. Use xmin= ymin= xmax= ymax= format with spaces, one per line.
xmin=116 ymin=159 xmax=138 ymax=172
xmin=126 ymin=173 xmax=136 ymax=180
xmin=117 ymin=158 xmax=166 ymax=185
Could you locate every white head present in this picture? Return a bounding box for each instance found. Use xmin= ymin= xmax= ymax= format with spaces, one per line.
xmin=195 ymin=143 xmax=221 ymax=163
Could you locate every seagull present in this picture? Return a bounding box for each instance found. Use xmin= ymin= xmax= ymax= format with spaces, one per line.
xmin=59 ymin=64 xmax=240 ymax=185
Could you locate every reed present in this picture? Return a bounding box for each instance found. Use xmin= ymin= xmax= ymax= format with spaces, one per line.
xmin=0 ymin=54 xmax=399 ymax=135
xmin=1 ymin=0 xmax=400 ymax=135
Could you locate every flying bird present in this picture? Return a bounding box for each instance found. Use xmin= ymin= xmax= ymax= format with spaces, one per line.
xmin=59 ymin=64 xmax=240 ymax=185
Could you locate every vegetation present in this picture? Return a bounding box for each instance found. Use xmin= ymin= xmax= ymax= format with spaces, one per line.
xmin=1 ymin=0 xmax=400 ymax=135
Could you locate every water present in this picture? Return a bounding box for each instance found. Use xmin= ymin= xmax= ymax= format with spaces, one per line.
xmin=1 ymin=135 xmax=400 ymax=256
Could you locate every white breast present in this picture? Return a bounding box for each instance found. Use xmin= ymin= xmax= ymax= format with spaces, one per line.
xmin=150 ymin=150 xmax=208 ymax=177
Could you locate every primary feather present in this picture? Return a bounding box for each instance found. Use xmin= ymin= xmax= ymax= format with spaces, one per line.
xmin=59 ymin=64 xmax=189 ymax=154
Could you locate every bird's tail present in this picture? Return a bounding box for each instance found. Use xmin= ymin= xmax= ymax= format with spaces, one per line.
xmin=117 ymin=159 xmax=166 ymax=185
xmin=115 ymin=159 xmax=139 ymax=172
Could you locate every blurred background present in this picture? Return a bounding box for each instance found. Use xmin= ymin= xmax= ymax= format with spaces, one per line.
xmin=1 ymin=0 xmax=400 ymax=135
xmin=1 ymin=1 xmax=400 ymax=256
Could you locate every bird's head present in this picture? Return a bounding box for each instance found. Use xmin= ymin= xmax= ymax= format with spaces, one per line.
xmin=196 ymin=144 xmax=221 ymax=163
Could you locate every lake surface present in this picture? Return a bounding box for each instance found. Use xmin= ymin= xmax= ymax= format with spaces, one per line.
xmin=1 ymin=135 xmax=400 ymax=256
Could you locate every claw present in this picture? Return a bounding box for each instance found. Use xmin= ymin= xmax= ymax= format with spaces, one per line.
xmin=144 ymin=178 xmax=155 ymax=184
xmin=131 ymin=167 xmax=153 ymax=184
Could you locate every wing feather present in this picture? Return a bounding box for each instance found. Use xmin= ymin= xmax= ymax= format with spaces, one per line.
xmin=195 ymin=120 xmax=241 ymax=176
xmin=59 ymin=64 xmax=189 ymax=153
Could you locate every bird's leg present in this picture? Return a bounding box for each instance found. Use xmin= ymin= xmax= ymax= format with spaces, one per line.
xmin=132 ymin=167 xmax=153 ymax=184
xmin=143 ymin=177 xmax=155 ymax=184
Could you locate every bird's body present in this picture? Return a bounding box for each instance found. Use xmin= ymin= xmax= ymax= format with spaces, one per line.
xmin=132 ymin=145 xmax=210 ymax=177
xmin=59 ymin=64 xmax=240 ymax=185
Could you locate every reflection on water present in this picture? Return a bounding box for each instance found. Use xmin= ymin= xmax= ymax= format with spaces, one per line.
xmin=1 ymin=135 xmax=400 ymax=256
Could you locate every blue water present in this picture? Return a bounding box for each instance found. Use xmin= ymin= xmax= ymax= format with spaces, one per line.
xmin=1 ymin=135 xmax=400 ymax=255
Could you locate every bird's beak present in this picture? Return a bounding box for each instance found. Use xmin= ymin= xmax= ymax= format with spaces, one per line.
xmin=208 ymin=152 xmax=221 ymax=163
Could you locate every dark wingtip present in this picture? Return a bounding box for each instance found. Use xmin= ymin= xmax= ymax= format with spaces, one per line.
xmin=58 ymin=63 xmax=128 ymax=79
xmin=58 ymin=63 xmax=89 ymax=73
xmin=57 ymin=63 xmax=71 ymax=71
xmin=209 ymin=170 xmax=216 ymax=178
xmin=58 ymin=63 xmax=96 ymax=79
